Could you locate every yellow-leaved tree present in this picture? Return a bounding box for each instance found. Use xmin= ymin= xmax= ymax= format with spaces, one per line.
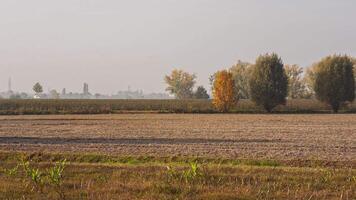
xmin=212 ymin=70 xmax=237 ymax=112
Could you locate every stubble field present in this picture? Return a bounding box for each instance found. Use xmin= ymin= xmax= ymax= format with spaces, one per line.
xmin=0 ymin=114 xmax=355 ymax=164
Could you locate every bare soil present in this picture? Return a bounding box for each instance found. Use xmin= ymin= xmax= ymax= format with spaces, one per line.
xmin=0 ymin=114 xmax=355 ymax=163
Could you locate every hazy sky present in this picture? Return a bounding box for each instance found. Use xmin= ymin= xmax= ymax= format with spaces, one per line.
xmin=1 ymin=0 xmax=355 ymax=94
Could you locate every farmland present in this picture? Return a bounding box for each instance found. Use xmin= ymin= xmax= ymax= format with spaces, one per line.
xmin=0 ymin=114 xmax=355 ymax=162
xmin=0 ymin=114 xmax=355 ymax=199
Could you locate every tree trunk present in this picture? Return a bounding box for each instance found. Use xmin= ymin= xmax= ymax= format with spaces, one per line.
xmin=264 ymin=104 xmax=272 ymax=113
xmin=331 ymin=102 xmax=340 ymax=113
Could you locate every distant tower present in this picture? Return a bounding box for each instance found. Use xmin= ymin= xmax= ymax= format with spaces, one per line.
xmin=83 ymin=83 xmax=89 ymax=95
xmin=62 ymin=88 xmax=66 ymax=95
xmin=8 ymin=77 xmax=12 ymax=92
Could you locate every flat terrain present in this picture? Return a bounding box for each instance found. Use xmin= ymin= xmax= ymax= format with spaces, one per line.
xmin=0 ymin=114 xmax=355 ymax=199
xmin=0 ymin=114 xmax=355 ymax=164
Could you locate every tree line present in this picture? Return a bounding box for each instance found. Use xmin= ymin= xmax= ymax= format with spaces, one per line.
xmin=165 ymin=54 xmax=356 ymax=113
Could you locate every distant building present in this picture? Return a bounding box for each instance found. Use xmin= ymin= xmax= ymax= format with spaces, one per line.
xmin=83 ymin=83 xmax=89 ymax=95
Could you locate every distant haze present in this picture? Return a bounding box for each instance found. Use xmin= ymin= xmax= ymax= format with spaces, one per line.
xmin=1 ymin=0 xmax=355 ymax=94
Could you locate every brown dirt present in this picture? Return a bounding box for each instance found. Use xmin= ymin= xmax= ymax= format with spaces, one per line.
xmin=0 ymin=114 xmax=355 ymax=163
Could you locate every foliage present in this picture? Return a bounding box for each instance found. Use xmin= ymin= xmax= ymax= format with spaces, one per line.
xmin=164 ymin=69 xmax=196 ymax=99
xmin=182 ymin=162 xmax=202 ymax=183
xmin=249 ymin=53 xmax=288 ymax=112
xmin=21 ymin=157 xmax=45 ymax=193
xmin=33 ymin=82 xmax=43 ymax=94
xmin=229 ymin=60 xmax=252 ymax=99
xmin=285 ymin=64 xmax=310 ymax=99
xmin=166 ymin=161 xmax=203 ymax=184
xmin=48 ymin=159 xmax=67 ymax=199
xmin=193 ymin=86 xmax=209 ymax=99
xmin=212 ymin=70 xmax=237 ymax=112
xmin=304 ymin=64 xmax=317 ymax=97
xmin=313 ymin=55 xmax=355 ymax=112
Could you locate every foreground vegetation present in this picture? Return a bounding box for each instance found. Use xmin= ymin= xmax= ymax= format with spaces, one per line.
xmin=0 ymin=99 xmax=356 ymax=115
xmin=0 ymin=152 xmax=354 ymax=200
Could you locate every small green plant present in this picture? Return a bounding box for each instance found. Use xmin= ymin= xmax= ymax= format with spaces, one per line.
xmin=21 ymin=158 xmax=44 ymax=193
xmin=48 ymin=159 xmax=67 ymax=199
xmin=48 ymin=159 xmax=67 ymax=187
xmin=183 ymin=161 xmax=202 ymax=183
xmin=3 ymin=165 xmax=19 ymax=177
xmin=3 ymin=156 xmax=68 ymax=199
xmin=165 ymin=161 xmax=203 ymax=184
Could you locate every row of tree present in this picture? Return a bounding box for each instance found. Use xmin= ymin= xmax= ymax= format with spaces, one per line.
xmin=165 ymin=54 xmax=356 ymax=112
xmin=164 ymin=70 xmax=209 ymax=99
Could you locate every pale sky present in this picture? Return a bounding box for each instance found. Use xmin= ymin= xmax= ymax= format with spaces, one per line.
xmin=1 ymin=0 xmax=355 ymax=94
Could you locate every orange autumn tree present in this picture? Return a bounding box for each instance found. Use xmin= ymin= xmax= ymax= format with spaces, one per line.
xmin=212 ymin=70 xmax=237 ymax=112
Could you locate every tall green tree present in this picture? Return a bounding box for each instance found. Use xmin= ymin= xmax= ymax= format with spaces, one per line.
xmin=33 ymin=82 xmax=43 ymax=94
xmin=249 ymin=53 xmax=288 ymax=112
xmin=314 ymin=55 xmax=355 ymax=112
xmin=164 ymin=69 xmax=196 ymax=99
xmin=194 ymin=86 xmax=210 ymax=99
xmin=229 ymin=60 xmax=251 ymax=99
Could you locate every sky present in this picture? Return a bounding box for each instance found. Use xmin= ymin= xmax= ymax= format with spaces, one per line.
xmin=1 ymin=0 xmax=355 ymax=94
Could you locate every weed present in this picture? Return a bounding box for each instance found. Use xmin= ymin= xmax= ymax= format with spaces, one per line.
xmin=3 ymin=156 xmax=68 ymax=199
xmin=3 ymin=165 xmax=19 ymax=177
xmin=21 ymin=157 xmax=45 ymax=193
xmin=183 ymin=161 xmax=202 ymax=183
xmin=165 ymin=161 xmax=204 ymax=184
xmin=48 ymin=159 xmax=67 ymax=199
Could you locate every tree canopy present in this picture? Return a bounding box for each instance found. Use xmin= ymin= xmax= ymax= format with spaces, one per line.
xmin=212 ymin=70 xmax=237 ymax=112
xmin=164 ymin=69 xmax=196 ymax=99
xmin=33 ymin=82 xmax=43 ymax=94
xmin=194 ymin=86 xmax=209 ymax=99
xmin=249 ymin=53 xmax=288 ymax=112
xmin=229 ymin=60 xmax=251 ymax=99
xmin=313 ymin=55 xmax=355 ymax=112
xmin=284 ymin=64 xmax=310 ymax=99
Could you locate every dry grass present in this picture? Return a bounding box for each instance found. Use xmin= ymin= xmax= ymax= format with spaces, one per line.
xmin=0 ymin=152 xmax=355 ymax=200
